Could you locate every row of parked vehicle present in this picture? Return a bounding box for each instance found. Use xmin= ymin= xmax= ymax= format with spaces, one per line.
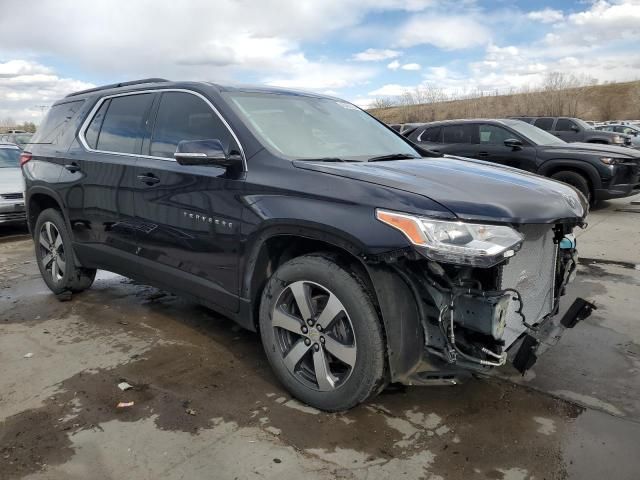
xmin=390 ymin=116 xmax=640 ymax=205
xmin=6 ymin=80 xmax=631 ymax=411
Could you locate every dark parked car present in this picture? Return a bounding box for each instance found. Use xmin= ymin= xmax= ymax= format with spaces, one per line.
xmin=511 ymin=116 xmax=631 ymax=146
xmin=0 ymin=143 xmax=26 ymax=225
xmin=22 ymin=79 xmax=591 ymax=411
xmin=405 ymin=119 xmax=640 ymax=204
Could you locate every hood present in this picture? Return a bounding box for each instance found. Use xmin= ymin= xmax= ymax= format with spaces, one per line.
xmin=539 ymin=142 xmax=639 ymax=158
xmin=294 ymin=157 xmax=587 ymax=225
xmin=0 ymin=167 xmax=25 ymax=194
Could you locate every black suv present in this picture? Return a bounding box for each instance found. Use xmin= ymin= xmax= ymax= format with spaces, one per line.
xmin=22 ymin=79 xmax=591 ymax=411
xmin=511 ymin=116 xmax=632 ymax=146
xmin=405 ymin=119 xmax=640 ymax=204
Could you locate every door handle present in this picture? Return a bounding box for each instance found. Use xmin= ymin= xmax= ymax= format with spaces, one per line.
xmin=137 ymin=174 xmax=160 ymax=185
xmin=64 ymin=163 xmax=81 ymax=173
xmin=478 ymin=152 xmax=489 ymax=157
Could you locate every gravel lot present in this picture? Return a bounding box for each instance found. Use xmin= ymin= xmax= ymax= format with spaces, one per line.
xmin=1 ymin=195 xmax=639 ymax=480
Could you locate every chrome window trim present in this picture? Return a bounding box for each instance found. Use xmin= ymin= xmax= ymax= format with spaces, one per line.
xmin=77 ymin=88 xmax=248 ymax=171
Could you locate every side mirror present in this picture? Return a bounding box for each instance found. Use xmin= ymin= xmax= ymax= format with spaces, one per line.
xmin=571 ymin=125 xmax=580 ymax=132
xmin=174 ymin=139 xmax=242 ymax=168
xmin=504 ymin=138 xmax=523 ymax=149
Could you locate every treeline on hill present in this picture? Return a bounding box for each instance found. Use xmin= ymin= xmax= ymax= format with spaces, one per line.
xmin=368 ymin=73 xmax=640 ymax=124
xmin=0 ymin=120 xmax=37 ymax=133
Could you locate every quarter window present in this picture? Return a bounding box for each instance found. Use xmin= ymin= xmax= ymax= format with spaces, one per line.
xmin=416 ymin=127 xmax=442 ymax=143
xmin=94 ymin=93 xmax=155 ymax=154
xmin=150 ymin=92 xmax=233 ymax=159
xmin=34 ymin=100 xmax=84 ymax=144
xmin=555 ymin=119 xmax=577 ymax=132
xmin=533 ymin=118 xmax=554 ymax=131
xmin=443 ymin=124 xmax=476 ymax=144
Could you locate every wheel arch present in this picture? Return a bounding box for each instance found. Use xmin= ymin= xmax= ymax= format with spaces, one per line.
xmin=26 ymin=187 xmax=70 ymax=235
xmin=243 ymin=224 xmax=425 ymax=383
xmin=538 ymin=159 xmax=602 ymax=194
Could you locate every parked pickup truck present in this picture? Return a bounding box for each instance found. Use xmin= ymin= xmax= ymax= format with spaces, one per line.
xmin=22 ymin=79 xmax=592 ymax=411
xmin=511 ymin=116 xmax=632 ymax=147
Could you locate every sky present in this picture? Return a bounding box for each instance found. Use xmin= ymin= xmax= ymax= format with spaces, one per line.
xmin=1 ymin=0 xmax=639 ymax=123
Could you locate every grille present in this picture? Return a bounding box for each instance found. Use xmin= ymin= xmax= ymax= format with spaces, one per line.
xmin=1 ymin=192 xmax=23 ymax=200
xmin=499 ymin=225 xmax=557 ymax=347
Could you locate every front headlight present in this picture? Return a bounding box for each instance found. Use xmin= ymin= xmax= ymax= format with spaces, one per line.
xmin=600 ymin=156 xmax=620 ymax=165
xmin=376 ymin=209 xmax=524 ymax=267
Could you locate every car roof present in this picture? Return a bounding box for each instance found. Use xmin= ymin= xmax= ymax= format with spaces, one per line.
xmin=61 ymin=78 xmax=344 ymax=105
xmin=415 ymin=119 xmax=515 ymax=127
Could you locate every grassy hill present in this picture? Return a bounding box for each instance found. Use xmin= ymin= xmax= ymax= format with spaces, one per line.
xmin=368 ymin=80 xmax=640 ymax=124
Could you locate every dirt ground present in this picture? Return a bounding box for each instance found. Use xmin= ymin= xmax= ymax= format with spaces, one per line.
xmin=1 ymin=196 xmax=639 ymax=480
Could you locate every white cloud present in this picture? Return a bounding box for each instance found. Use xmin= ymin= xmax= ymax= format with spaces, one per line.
xmin=353 ymin=48 xmax=402 ymax=61
xmin=387 ymin=60 xmax=401 ymax=70
xmin=368 ymin=84 xmax=413 ymax=96
xmin=395 ymin=14 xmax=491 ymax=49
xmin=0 ymin=60 xmax=94 ymax=123
xmin=401 ymin=63 xmax=421 ymax=71
xmin=527 ymin=8 xmax=564 ymax=24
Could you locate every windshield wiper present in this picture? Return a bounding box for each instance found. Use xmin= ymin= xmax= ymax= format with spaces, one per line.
xmin=367 ymin=153 xmax=421 ymax=162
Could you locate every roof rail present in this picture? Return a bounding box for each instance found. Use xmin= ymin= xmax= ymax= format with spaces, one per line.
xmin=65 ymin=78 xmax=170 ymax=98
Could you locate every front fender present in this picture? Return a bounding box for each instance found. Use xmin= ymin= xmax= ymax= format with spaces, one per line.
xmin=537 ymin=159 xmax=603 ymax=189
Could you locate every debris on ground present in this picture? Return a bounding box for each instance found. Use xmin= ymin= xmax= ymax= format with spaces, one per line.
xmin=118 ymin=382 xmax=133 ymax=391
xmin=56 ymin=291 xmax=72 ymax=302
xmin=185 ymin=408 xmax=197 ymax=416
xmin=116 ymin=401 xmax=135 ymax=408
xmin=23 ymin=352 xmax=33 ymax=358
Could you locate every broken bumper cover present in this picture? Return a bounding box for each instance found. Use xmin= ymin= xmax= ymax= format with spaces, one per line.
xmin=510 ymin=297 xmax=596 ymax=374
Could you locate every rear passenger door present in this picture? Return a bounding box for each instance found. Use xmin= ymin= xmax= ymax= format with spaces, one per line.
xmin=553 ymin=118 xmax=581 ymax=143
xmin=437 ymin=124 xmax=478 ymax=158
xmin=67 ymin=92 xmax=156 ymax=270
xmin=132 ymin=90 xmax=243 ymax=313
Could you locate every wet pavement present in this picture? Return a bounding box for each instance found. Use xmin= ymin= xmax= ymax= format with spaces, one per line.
xmin=1 ymin=199 xmax=639 ymax=480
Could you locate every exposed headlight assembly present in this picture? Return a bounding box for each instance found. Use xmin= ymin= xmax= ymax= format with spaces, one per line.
xmin=376 ymin=209 xmax=524 ymax=267
xmin=600 ymin=156 xmax=621 ymax=165
xmin=611 ymin=135 xmax=624 ymax=144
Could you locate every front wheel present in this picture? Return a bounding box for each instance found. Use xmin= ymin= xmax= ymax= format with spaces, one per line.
xmin=34 ymin=208 xmax=96 ymax=295
xmin=259 ymin=254 xmax=386 ymax=411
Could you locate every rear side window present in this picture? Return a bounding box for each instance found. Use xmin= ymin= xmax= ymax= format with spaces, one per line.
xmin=555 ymin=119 xmax=577 ymax=131
xmin=33 ymin=100 xmax=84 ymax=144
xmin=534 ymin=118 xmax=554 ymax=131
xmin=416 ymin=127 xmax=442 ymax=143
xmin=443 ymin=124 xmax=476 ymax=144
xmin=93 ymin=93 xmax=155 ymax=154
xmin=150 ymin=92 xmax=233 ymax=159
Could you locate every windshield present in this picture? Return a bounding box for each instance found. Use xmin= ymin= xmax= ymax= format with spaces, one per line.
xmin=0 ymin=148 xmax=20 ymax=167
xmin=573 ymin=118 xmax=593 ymax=130
xmin=504 ymin=120 xmax=566 ymax=146
xmin=224 ymin=92 xmax=419 ymax=160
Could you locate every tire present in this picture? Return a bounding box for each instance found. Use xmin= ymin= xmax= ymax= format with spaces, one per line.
xmin=550 ymin=170 xmax=592 ymax=205
xmin=34 ymin=208 xmax=96 ymax=295
xmin=259 ymin=253 xmax=386 ymax=411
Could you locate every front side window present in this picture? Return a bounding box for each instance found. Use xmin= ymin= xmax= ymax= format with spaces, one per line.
xmin=443 ymin=124 xmax=476 ymax=144
xmin=555 ymin=119 xmax=577 ymax=132
xmin=478 ymin=125 xmax=515 ymax=145
xmin=150 ymin=92 xmax=234 ymax=159
xmin=0 ymin=147 xmax=20 ymax=167
xmin=224 ymin=92 xmax=418 ymax=160
xmin=93 ymin=93 xmax=154 ymax=154
xmin=534 ymin=118 xmax=554 ymax=131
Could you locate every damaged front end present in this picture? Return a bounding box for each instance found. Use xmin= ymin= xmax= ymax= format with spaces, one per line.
xmin=367 ymin=214 xmax=595 ymax=385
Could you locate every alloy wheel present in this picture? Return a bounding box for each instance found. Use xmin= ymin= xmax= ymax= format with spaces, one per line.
xmin=38 ymin=221 xmax=66 ymax=283
xmin=272 ymin=280 xmax=357 ymax=391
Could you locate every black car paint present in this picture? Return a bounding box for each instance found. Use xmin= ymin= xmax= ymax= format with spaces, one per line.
xmin=23 ymin=82 xmax=587 ymax=383
xmin=407 ymin=119 xmax=640 ymax=201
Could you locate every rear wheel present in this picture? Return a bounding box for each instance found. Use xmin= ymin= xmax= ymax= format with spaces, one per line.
xmin=550 ymin=170 xmax=592 ymax=205
xmin=259 ymin=254 xmax=386 ymax=411
xmin=34 ymin=208 xmax=96 ymax=295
